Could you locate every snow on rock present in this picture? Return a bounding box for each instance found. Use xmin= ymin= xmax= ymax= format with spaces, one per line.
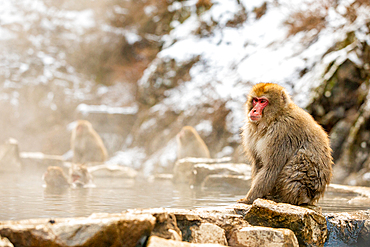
xmin=141 ymin=138 xmax=178 ymax=175
xmin=107 ymin=147 xmax=147 ymax=170
xmin=76 ymin=104 xmax=138 ymax=116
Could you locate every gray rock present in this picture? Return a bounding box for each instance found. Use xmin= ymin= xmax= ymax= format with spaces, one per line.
xmin=243 ymin=199 xmax=327 ymax=247
xmin=5 ymin=201 xmax=367 ymax=247
xmin=147 ymin=236 xmax=227 ymax=247
xmin=173 ymin=158 xmax=196 ymax=184
xmin=201 ymin=174 xmax=251 ymax=189
xmin=0 ymin=213 xmax=155 ymax=247
xmin=0 ymin=138 xmax=21 ymax=172
xmin=173 ymin=157 xmax=250 ymax=186
xmin=88 ymin=163 xmax=138 ymax=178
xmin=228 ymin=226 xmax=299 ymax=247
xmin=329 ymin=183 xmax=370 ymax=198
xmin=193 ymin=163 xmax=251 ymax=185
xmin=150 ymin=173 xmax=174 ymax=181
xmin=189 ymin=223 xmax=227 ymax=245
xmin=20 ymin=152 xmax=65 ymax=169
xmin=128 ymin=206 xmax=251 ymax=243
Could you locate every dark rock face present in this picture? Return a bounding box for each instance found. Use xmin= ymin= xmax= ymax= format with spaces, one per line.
xmin=308 ymin=58 xmax=365 ymax=132
xmin=306 ymin=37 xmax=370 ymax=185
xmin=325 ymin=210 xmax=370 ymax=247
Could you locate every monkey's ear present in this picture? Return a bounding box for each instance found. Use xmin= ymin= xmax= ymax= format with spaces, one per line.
xmin=280 ymin=89 xmax=290 ymax=107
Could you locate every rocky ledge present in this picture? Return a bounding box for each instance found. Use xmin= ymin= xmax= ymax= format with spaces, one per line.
xmin=1 ymin=198 xmax=369 ymax=247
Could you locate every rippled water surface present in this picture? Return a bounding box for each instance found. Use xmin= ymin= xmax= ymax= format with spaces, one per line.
xmin=0 ymin=169 xmax=369 ymax=221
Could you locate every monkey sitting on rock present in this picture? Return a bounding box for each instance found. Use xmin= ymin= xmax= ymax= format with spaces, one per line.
xmin=71 ymin=120 xmax=108 ymax=165
xmin=176 ymin=126 xmax=211 ymax=160
xmin=238 ymin=83 xmax=333 ymax=206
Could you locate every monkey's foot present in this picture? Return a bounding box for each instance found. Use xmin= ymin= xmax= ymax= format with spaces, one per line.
xmin=237 ymin=198 xmax=252 ymax=204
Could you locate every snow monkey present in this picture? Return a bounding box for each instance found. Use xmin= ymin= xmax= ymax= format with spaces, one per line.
xmin=43 ymin=166 xmax=70 ymax=188
xmin=71 ymin=120 xmax=108 ymax=164
xmin=176 ymin=126 xmax=211 ymax=159
xmin=238 ymin=83 xmax=333 ymax=205
xmin=69 ymin=164 xmax=93 ymax=187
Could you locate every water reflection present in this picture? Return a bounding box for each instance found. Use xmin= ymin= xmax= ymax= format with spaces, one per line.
xmin=0 ymin=169 xmax=369 ymax=221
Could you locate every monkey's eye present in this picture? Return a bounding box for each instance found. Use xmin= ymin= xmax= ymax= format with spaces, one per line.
xmin=252 ymin=98 xmax=258 ymax=105
xmin=260 ymin=99 xmax=267 ymax=104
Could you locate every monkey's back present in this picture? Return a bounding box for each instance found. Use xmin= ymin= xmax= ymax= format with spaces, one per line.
xmin=272 ymin=104 xmax=333 ymax=204
xmin=178 ymin=139 xmax=211 ymax=159
xmin=72 ymin=132 xmax=108 ymax=163
xmin=176 ymin=126 xmax=211 ymax=159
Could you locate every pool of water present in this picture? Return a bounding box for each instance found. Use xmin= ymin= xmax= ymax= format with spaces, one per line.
xmin=0 ymin=169 xmax=369 ymax=221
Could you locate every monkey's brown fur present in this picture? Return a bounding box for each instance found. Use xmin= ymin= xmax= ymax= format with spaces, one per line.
xmin=43 ymin=166 xmax=70 ymax=188
xmin=71 ymin=120 xmax=108 ymax=164
xmin=238 ymin=83 xmax=333 ymax=205
xmin=69 ymin=164 xmax=93 ymax=187
xmin=176 ymin=126 xmax=211 ymax=159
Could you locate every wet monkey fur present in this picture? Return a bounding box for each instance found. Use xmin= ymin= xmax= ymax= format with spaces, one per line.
xmin=238 ymin=83 xmax=332 ymax=205
xmin=43 ymin=166 xmax=70 ymax=188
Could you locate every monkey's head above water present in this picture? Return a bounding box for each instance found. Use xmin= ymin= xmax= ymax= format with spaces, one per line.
xmin=43 ymin=166 xmax=70 ymax=188
xmin=69 ymin=164 xmax=92 ymax=187
xmin=246 ymin=83 xmax=293 ymax=125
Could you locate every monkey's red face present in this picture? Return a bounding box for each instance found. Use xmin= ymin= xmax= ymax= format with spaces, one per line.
xmin=249 ymin=97 xmax=269 ymax=122
xmin=76 ymin=124 xmax=88 ymax=136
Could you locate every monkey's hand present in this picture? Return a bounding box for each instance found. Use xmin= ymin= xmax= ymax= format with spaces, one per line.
xmin=238 ymin=165 xmax=279 ymax=204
